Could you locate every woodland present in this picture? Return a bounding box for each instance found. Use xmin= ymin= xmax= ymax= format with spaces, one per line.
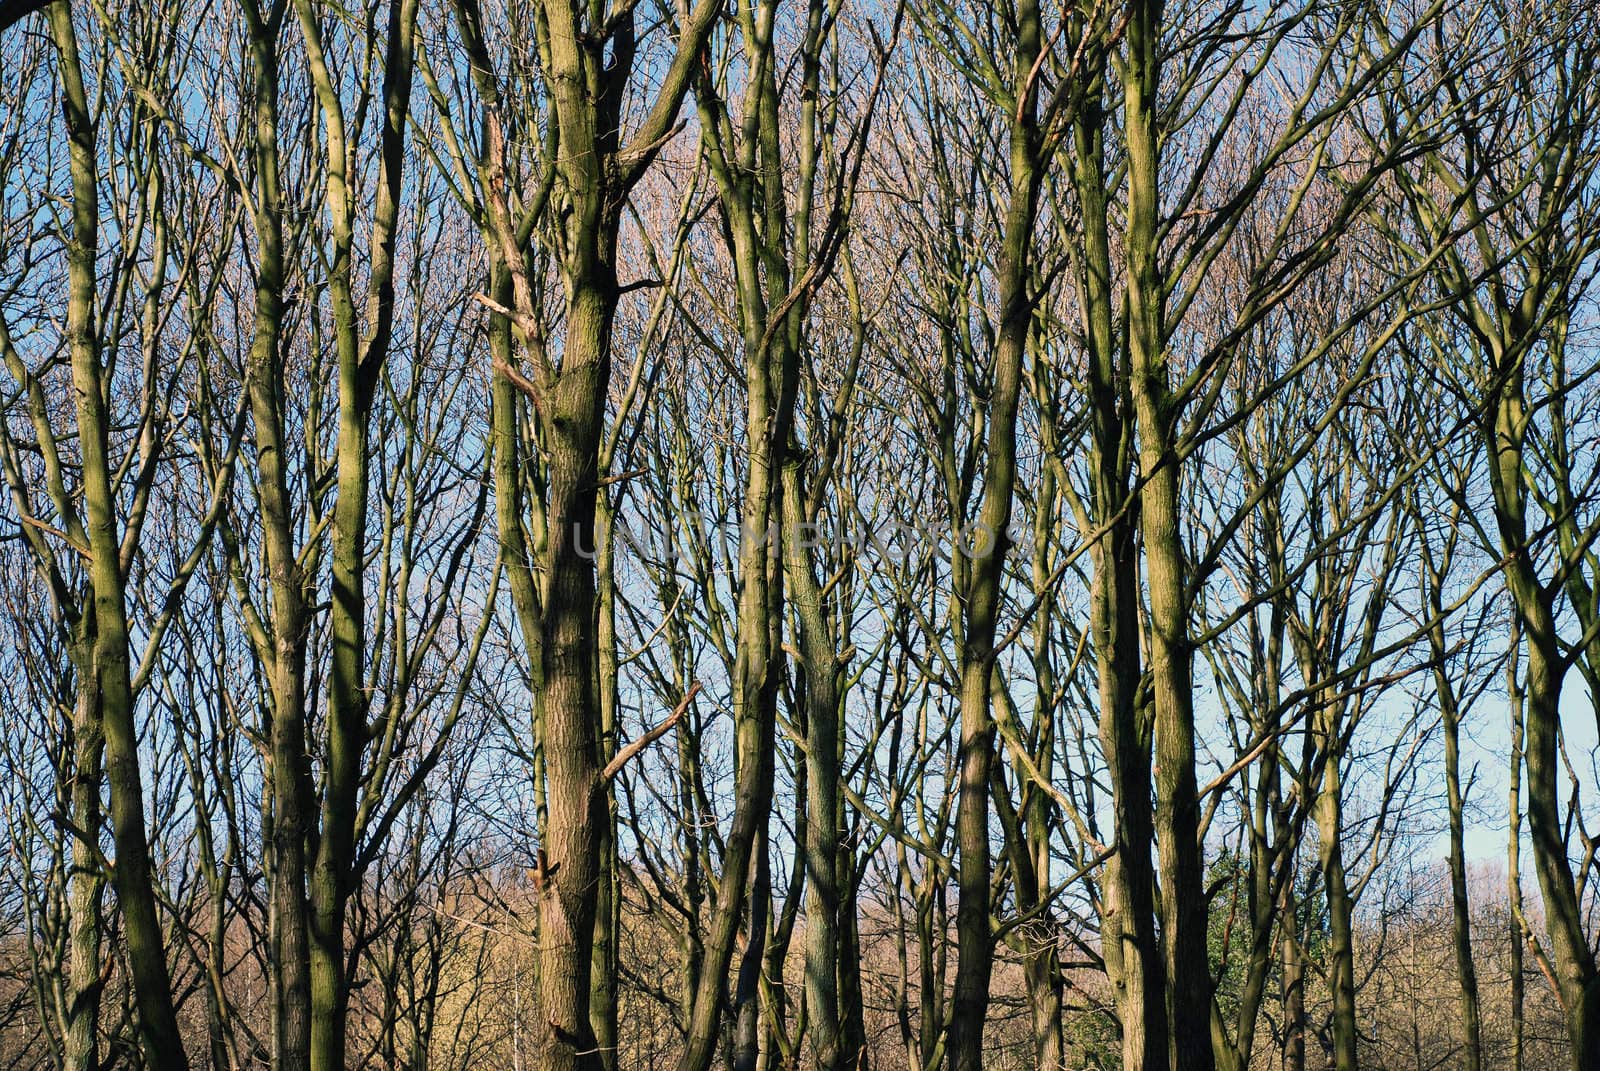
xmin=1 ymin=0 xmax=1599 ymax=1068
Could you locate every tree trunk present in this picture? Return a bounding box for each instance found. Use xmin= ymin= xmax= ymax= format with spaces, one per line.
xmin=50 ymin=5 xmax=191 ymax=1066
xmin=1281 ymin=879 xmax=1304 ymax=1071
xmin=1435 ymin=643 xmax=1482 ymax=1071
xmin=296 ymin=0 xmax=419 ymax=1065
xmin=947 ymin=9 xmax=1042 ymax=1068
xmin=1074 ymin=44 xmax=1169 ymax=1070
xmin=1516 ymin=613 xmax=1600 ymax=1069
xmin=733 ymin=827 xmax=773 ymax=1071
xmin=534 ymin=278 xmax=614 ymax=1071
xmin=593 ymin=492 xmax=622 ymax=1071
xmin=65 ymin=649 xmax=104 ymax=1071
xmin=1508 ymin=636 xmax=1526 ymax=1071
xmin=786 ymin=459 xmax=842 ymax=1071
xmin=241 ymin=2 xmax=315 ymax=1061
xmin=1490 ymin=380 xmax=1600 ymax=1071
xmin=1312 ymin=746 xmax=1357 ymax=1071
xmin=839 ymin=866 xmax=869 ymax=1071
xmin=1123 ymin=0 xmax=1212 ymax=1064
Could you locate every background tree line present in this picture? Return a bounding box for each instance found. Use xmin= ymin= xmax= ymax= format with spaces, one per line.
xmin=1 ymin=0 xmax=1599 ymax=1068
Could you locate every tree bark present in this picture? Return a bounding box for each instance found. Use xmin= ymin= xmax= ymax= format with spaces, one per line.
xmin=239 ymin=3 xmax=314 ymax=1066
xmin=1490 ymin=374 xmax=1600 ymax=1071
xmin=65 ymin=646 xmax=103 ymax=1071
xmin=1311 ymin=737 xmax=1357 ymax=1071
xmin=1074 ymin=42 xmax=1169 ymax=1069
xmin=1431 ymin=622 xmax=1482 ymax=1071
xmin=50 ymin=4 xmax=191 ymax=1066
xmin=1122 ymin=0 xmax=1212 ymax=1064
xmin=293 ymin=0 xmax=419 ymax=1065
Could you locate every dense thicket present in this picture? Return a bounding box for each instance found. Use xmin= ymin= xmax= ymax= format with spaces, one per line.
xmin=2 ymin=0 xmax=1599 ymax=1068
